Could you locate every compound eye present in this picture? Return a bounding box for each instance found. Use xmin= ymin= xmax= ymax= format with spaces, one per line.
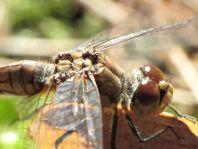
xmin=142 ymin=64 xmax=164 ymax=82
xmin=135 ymin=80 xmax=160 ymax=107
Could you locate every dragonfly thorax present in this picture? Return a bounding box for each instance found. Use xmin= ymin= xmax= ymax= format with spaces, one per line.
xmin=50 ymin=51 xmax=103 ymax=85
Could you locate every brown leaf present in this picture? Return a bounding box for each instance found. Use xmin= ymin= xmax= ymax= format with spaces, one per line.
xmin=103 ymin=108 xmax=198 ymax=149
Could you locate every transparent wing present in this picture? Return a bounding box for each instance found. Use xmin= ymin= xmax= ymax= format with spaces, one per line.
xmin=94 ymin=17 xmax=196 ymax=51
xmin=16 ymin=95 xmax=41 ymax=120
xmin=68 ymin=17 xmax=198 ymax=54
xmin=15 ymin=84 xmax=56 ymax=149
xmin=16 ymin=84 xmax=55 ymax=120
xmin=28 ymin=74 xmax=102 ymax=149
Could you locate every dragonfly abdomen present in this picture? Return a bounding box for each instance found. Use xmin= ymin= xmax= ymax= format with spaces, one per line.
xmin=0 ymin=60 xmax=55 ymax=95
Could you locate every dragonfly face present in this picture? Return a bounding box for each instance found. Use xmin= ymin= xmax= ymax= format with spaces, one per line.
xmin=131 ymin=65 xmax=173 ymax=117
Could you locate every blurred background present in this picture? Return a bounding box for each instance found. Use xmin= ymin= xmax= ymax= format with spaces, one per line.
xmin=1 ymin=0 xmax=198 ymax=148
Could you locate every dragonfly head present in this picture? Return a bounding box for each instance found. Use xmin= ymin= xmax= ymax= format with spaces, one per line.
xmin=131 ymin=64 xmax=173 ymax=118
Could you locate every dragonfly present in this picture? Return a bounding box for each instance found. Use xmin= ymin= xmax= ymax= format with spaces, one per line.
xmin=0 ymin=17 xmax=197 ymax=149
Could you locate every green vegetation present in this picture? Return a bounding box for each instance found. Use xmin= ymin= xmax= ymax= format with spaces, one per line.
xmin=0 ymin=96 xmax=23 ymax=149
xmin=8 ymin=0 xmax=107 ymax=38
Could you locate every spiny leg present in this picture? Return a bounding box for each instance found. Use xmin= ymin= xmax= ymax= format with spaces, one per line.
xmin=111 ymin=108 xmax=118 ymax=149
xmin=168 ymin=104 xmax=197 ymax=123
xmin=110 ymin=74 xmax=126 ymax=149
xmin=125 ymin=115 xmax=180 ymax=142
xmin=55 ymin=129 xmax=76 ymax=149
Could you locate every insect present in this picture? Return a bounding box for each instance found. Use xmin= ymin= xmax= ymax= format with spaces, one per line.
xmin=0 ymin=17 xmax=197 ymax=149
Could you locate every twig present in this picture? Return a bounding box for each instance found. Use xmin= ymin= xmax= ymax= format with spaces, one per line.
xmin=0 ymin=36 xmax=84 ymax=58
xmin=167 ymin=47 xmax=198 ymax=104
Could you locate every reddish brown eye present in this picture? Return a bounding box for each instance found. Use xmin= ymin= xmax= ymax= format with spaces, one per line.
xmin=134 ymin=80 xmax=160 ymax=107
xmin=142 ymin=64 xmax=164 ymax=82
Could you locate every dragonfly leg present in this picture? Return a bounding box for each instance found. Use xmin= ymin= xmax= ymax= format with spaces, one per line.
xmin=168 ymin=104 xmax=197 ymax=123
xmin=111 ymin=108 xmax=118 ymax=149
xmin=55 ymin=129 xmax=76 ymax=149
xmin=125 ymin=115 xmax=180 ymax=142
